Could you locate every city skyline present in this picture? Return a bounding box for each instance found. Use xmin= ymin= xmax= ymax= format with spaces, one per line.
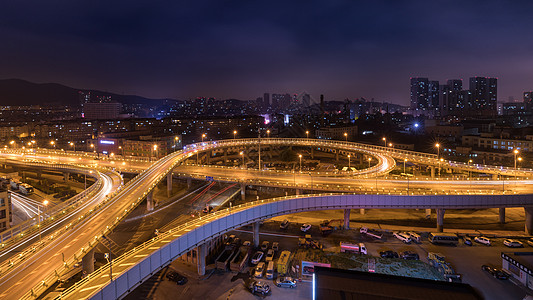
xmin=0 ymin=1 xmax=532 ymax=104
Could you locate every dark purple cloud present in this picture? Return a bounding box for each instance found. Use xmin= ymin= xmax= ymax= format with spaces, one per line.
xmin=0 ymin=0 xmax=532 ymax=104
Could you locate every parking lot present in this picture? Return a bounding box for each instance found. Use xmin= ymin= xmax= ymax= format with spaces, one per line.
xmin=126 ymin=217 xmax=532 ymax=300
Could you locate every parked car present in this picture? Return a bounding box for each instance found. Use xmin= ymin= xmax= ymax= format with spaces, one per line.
xmin=255 ymin=262 xmax=266 ymax=278
xmin=301 ymin=224 xmax=312 ymax=232
xmin=463 ymin=237 xmax=473 ymax=246
xmin=275 ymin=276 xmax=297 ymax=288
xmin=393 ymin=232 xmax=412 ymax=244
xmin=251 ymin=251 xmax=264 ymax=264
xmin=379 ymin=250 xmax=399 ymax=258
xmin=482 ymin=265 xmax=509 ymax=280
xmin=474 ymin=236 xmax=492 ymax=246
xmin=280 ymin=219 xmax=289 ymax=229
xmin=166 ymin=270 xmax=188 ymax=285
xmin=272 ymin=242 xmax=279 ymax=252
xmin=266 ymin=249 xmax=275 ymax=262
xmin=503 ymin=239 xmax=523 ymax=248
xmin=248 ymin=280 xmax=271 ymax=296
xmin=261 ymin=241 xmax=270 ymax=252
xmin=400 ymin=251 xmax=419 ymax=260
xmin=243 ymin=240 xmax=252 ymax=247
xmin=407 ymin=232 xmax=421 ymax=243
xmin=528 ymin=238 xmax=533 ymax=247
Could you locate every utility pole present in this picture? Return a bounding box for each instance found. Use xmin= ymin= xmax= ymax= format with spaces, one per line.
xmin=258 ymin=128 xmax=261 ymax=171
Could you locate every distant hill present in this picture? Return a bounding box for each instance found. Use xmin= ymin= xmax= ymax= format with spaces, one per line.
xmin=0 ymin=79 xmax=172 ymax=106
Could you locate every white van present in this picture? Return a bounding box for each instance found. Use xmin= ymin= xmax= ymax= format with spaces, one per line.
xmin=393 ymin=232 xmax=412 ymax=244
xmin=266 ymin=261 xmax=275 ymax=279
xmin=407 ymin=232 xmax=421 ymax=243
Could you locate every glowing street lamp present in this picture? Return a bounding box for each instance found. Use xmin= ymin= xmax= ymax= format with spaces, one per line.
xmin=9 ymin=140 xmax=15 ymax=148
xmin=306 ymin=130 xmax=309 ymax=139
xmin=439 ymin=158 xmax=444 ymax=176
xmin=388 ymin=143 xmax=393 ymax=148
xmin=468 ymin=159 xmax=473 ymax=179
xmin=348 ymin=155 xmax=351 ymax=170
xmin=299 ymin=154 xmax=302 ymax=172
xmin=435 ymin=143 xmax=440 ymax=159
xmin=240 ymin=151 xmax=244 ymax=168
xmin=518 ymin=157 xmax=523 ymax=168
xmin=233 ymin=130 xmax=237 ymax=139
xmin=382 ymin=137 xmax=386 ymax=147
xmin=69 ymin=142 xmax=75 ymax=152
xmin=38 ymin=200 xmax=49 ymax=242
xmin=344 ymin=132 xmax=348 ymax=142
xmin=368 ymin=157 xmax=372 ymax=168
xmin=514 ymin=149 xmax=519 ymax=169
xmin=266 ymin=130 xmax=270 ymax=138
xmin=202 ymin=133 xmax=206 ymax=142
xmin=50 ymin=140 xmax=56 ymax=150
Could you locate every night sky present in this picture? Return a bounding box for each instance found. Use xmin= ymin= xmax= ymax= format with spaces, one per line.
xmin=1 ymin=1 xmax=532 ymax=104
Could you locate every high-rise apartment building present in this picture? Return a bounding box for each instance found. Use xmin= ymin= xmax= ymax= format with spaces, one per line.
xmin=83 ymin=102 xmax=122 ymax=120
xmin=410 ymin=77 xmax=429 ymax=111
xmin=263 ymin=93 xmax=270 ymax=110
xmin=524 ymin=91 xmax=533 ymax=110
xmin=469 ymin=77 xmax=497 ymax=116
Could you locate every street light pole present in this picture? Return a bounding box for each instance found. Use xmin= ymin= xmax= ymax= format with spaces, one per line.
xmin=403 ymin=159 xmax=407 ymax=174
xmin=299 ymin=154 xmax=302 ymax=172
xmin=348 ymin=155 xmax=351 ymax=170
xmin=514 ymin=149 xmax=519 ymax=169
xmin=233 ymin=130 xmax=237 ymax=139
xmin=240 ymin=151 xmax=244 ymax=168
xmin=344 ymin=132 xmax=348 ymax=142
xmin=382 ymin=137 xmax=386 ymax=147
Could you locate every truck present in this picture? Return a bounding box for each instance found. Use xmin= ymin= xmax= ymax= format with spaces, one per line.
xmin=427 ymin=252 xmax=461 ymax=282
xmin=215 ymin=245 xmax=238 ymax=271
xmin=360 ymin=227 xmax=383 ymax=239
xmin=319 ymin=224 xmax=333 ymax=236
xmin=230 ymin=246 xmax=251 ymax=272
xmin=340 ymin=242 xmax=367 ymax=255
xmin=10 ymin=180 xmax=20 ymax=190
xmin=298 ymin=234 xmax=322 ymax=249
xmin=277 ymin=250 xmax=292 ymax=275
xmin=18 ymin=183 xmax=34 ymax=195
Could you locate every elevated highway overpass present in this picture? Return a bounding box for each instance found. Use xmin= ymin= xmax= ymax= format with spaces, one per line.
xmin=57 ymin=192 xmax=533 ymax=300
xmin=1 ymin=138 xmax=533 ymax=299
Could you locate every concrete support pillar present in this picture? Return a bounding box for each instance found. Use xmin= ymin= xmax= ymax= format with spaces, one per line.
xmin=311 ymin=148 xmax=314 ymax=159
xmin=253 ymin=221 xmax=260 ymax=248
xmin=63 ymin=172 xmax=70 ymax=181
xmin=525 ymin=207 xmax=533 ymax=235
xmin=223 ymin=149 xmax=228 ymax=164
xmin=360 ymin=209 xmax=366 ymax=215
xmin=295 ymin=189 xmax=301 ymax=195
xmin=499 ymin=208 xmax=506 ymax=224
xmin=335 ymin=151 xmax=339 ymax=162
xmin=167 ymin=172 xmax=173 ymax=197
xmin=147 ymin=191 xmax=154 ymax=211
xmin=82 ymin=248 xmax=95 ymax=274
xmin=436 ymin=209 xmax=445 ymax=232
xmin=343 ymin=209 xmax=350 ymax=229
xmin=197 ymin=243 xmax=206 ymax=276
xmin=37 ymin=170 xmax=42 ymax=179
xmin=430 ymin=167 xmax=435 ymax=179
xmin=425 ymin=209 xmax=431 ymax=219
xmin=240 ymin=183 xmax=246 ymax=201
xmin=187 ymin=177 xmax=192 ymax=189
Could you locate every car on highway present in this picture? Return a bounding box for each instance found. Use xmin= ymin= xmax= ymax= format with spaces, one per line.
xmin=301 ymin=224 xmax=312 ymax=232
xmin=503 ymin=239 xmax=523 ymax=248
xmin=393 ymin=232 xmax=412 ymax=244
xmin=166 ymin=270 xmax=188 ymax=285
xmin=482 ymin=265 xmax=509 ymax=280
xmin=275 ymin=276 xmax=297 ymax=288
xmin=280 ymin=219 xmax=289 ymax=229
xmin=255 ymin=262 xmax=265 ymax=278
xmin=528 ymin=238 xmax=533 ymax=247
xmin=474 ymin=236 xmax=492 ymax=246
xmin=202 ymin=205 xmax=213 ymax=213
xmin=261 ymin=241 xmax=270 ymax=251
xmin=251 ymin=251 xmax=264 ymax=264
xmin=380 ymin=250 xmax=399 ymax=258
xmin=463 ymin=237 xmax=473 ymax=246
xmin=272 ymin=242 xmax=279 ymax=252
xmin=400 ymin=251 xmax=419 ymax=260
xmin=266 ymin=249 xmax=275 ymax=262
xmin=248 ymin=280 xmax=271 ymax=296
